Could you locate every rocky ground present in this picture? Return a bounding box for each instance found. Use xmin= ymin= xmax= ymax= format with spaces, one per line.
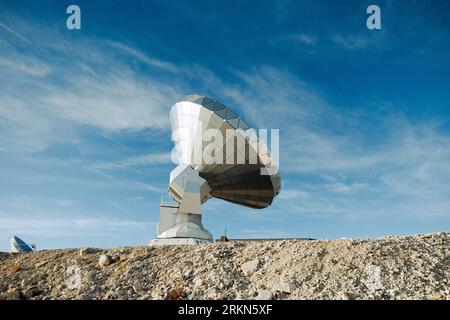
xmin=0 ymin=232 xmax=449 ymax=300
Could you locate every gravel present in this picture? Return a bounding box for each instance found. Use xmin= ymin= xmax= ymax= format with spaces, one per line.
xmin=0 ymin=232 xmax=449 ymax=300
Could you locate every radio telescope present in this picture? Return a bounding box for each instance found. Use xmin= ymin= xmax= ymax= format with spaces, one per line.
xmin=10 ymin=236 xmax=35 ymax=253
xmin=151 ymin=95 xmax=281 ymax=245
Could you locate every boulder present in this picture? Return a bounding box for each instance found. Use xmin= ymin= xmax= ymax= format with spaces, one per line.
xmin=79 ymin=248 xmax=96 ymax=257
xmin=273 ymin=279 xmax=298 ymax=293
xmin=98 ymin=254 xmax=112 ymax=267
xmin=241 ymin=258 xmax=260 ymax=275
xmin=256 ymin=290 xmax=273 ymax=300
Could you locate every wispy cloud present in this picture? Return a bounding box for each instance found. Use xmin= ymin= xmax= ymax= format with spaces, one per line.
xmin=98 ymin=133 xmax=129 ymax=149
xmin=41 ymin=74 xmax=175 ymax=131
xmin=285 ymin=34 xmax=317 ymax=46
xmin=333 ymin=34 xmax=369 ymax=50
xmin=0 ymin=19 xmax=183 ymax=153
xmin=107 ymin=41 xmax=180 ymax=72
xmin=332 ymin=34 xmax=387 ymax=50
xmin=0 ymin=98 xmax=63 ymax=152
xmin=0 ymin=21 xmax=30 ymax=43
xmin=91 ymin=152 xmax=172 ymax=170
xmin=222 ymin=66 xmax=330 ymax=127
xmin=127 ymin=196 xmax=144 ymax=202
xmin=278 ymin=190 xmax=309 ymax=199
xmin=0 ymin=56 xmax=51 ymax=76
xmin=53 ymin=199 xmax=78 ymax=208
xmin=208 ymin=65 xmax=450 ymax=223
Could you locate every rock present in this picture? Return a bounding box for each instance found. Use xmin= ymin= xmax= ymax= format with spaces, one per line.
xmin=151 ymin=291 xmax=164 ymax=300
xmin=22 ymin=287 xmax=41 ymax=299
xmin=336 ymin=291 xmax=359 ymax=300
xmin=364 ymin=265 xmax=384 ymax=292
xmin=6 ymin=289 xmax=22 ymax=300
xmin=235 ymin=293 xmax=244 ymax=300
xmin=273 ymin=279 xmax=298 ymax=293
xmin=256 ymin=290 xmax=273 ymax=300
xmin=98 ymin=254 xmax=112 ymax=267
xmin=193 ymin=277 xmax=204 ymax=288
xmin=132 ymin=282 xmax=144 ymax=294
xmin=217 ymin=293 xmax=226 ymax=300
xmin=35 ymin=260 xmax=49 ymax=268
xmin=183 ymin=269 xmax=193 ymax=279
xmin=207 ymin=288 xmax=220 ymax=299
xmin=10 ymin=264 xmax=21 ymax=273
xmin=241 ymin=258 xmax=260 ymax=275
xmin=79 ymin=248 xmax=96 ymax=257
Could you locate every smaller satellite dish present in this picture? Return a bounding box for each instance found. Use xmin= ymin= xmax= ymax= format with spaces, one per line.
xmin=10 ymin=236 xmax=35 ymax=253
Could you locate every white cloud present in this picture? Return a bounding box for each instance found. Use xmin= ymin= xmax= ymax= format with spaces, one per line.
xmin=207 ymin=65 xmax=450 ymax=223
xmin=325 ymin=182 xmax=368 ymax=193
xmin=107 ymin=41 xmax=180 ymax=72
xmin=0 ymin=56 xmax=51 ymax=76
xmin=42 ymin=75 xmax=174 ymax=131
xmin=0 ymin=19 xmax=183 ymax=153
xmin=98 ymin=133 xmax=128 ymax=148
xmin=91 ymin=152 xmax=172 ymax=170
xmin=333 ymin=34 xmax=370 ymax=50
xmin=53 ymin=199 xmax=77 ymax=207
xmin=219 ymin=67 xmax=450 ymax=184
xmin=0 ymin=98 xmax=64 ymax=152
xmin=286 ymin=34 xmax=317 ymax=45
xmin=332 ymin=34 xmax=387 ymax=51
xmin=0 ymin=21 xmax=30 ymax=43
xmin=223 ymin=66 xmax=330 ymax=127
xmin=127 ymin=196 xmax=144 ymax=202
xmin=279 ymin=190 xmax=309 ymax=199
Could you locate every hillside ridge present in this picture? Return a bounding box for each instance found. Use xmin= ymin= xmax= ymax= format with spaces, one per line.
xmin=0 ymin=232 xmax=449 ymax=300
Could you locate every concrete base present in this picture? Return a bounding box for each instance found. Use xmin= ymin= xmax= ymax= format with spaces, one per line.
xmin=149 ymin=237 xmax=213 ymax=246
xmin=154 ymin=203 xmax=214 ymax=245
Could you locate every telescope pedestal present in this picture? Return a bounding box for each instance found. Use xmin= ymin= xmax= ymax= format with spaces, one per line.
xmin=149 ymin=203 xmax=214 ymax=246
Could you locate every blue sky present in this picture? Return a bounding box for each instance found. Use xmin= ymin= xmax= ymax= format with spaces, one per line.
xmin=1 ymin=0 xmax=450 ymax=251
